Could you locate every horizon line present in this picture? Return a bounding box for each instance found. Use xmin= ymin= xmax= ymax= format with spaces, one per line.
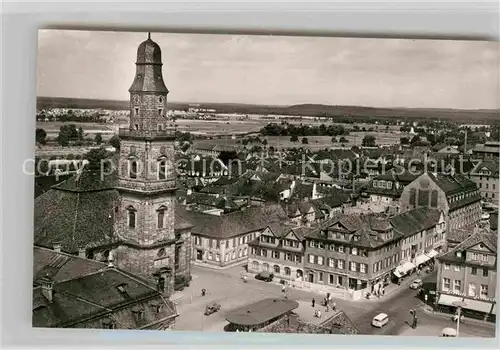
xmin=36 ymin=96 xmax=500 ymax=112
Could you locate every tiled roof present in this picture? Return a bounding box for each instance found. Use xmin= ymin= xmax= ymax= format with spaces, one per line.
xmin=306 ymin=214 xmax=404 ymax=249
xmin=390 ymin=208 xmax=442 ymax=237
xmin=226 ymin=298 xmax=299 ymax=326
xmin=447 ymin=226 xmax=474 ymax=244
xmin=428 ymin=172 xmax=478 ymax=196
xmin=32 ymin=247 xmax=177 ymax=328
xmin=176 ymin=204 xmax=287 ymax=239
xmin=439 ymin=230 xmax=497 ymax=264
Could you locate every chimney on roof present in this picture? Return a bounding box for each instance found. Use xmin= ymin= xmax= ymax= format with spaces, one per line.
xmin=53 ymin=243 xmax=61 ymax=253
xmin=40 ymin=276 xmax=54 ymax=303
xmin=78 ymin=248 xmax=86 ymax=258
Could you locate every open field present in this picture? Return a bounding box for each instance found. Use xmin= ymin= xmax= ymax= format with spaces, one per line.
xmin=37 ymin=96 xmax=500 ymax=123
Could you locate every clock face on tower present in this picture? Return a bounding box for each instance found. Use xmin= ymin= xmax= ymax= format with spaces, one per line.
xmin=132 ymin=94 xmax=139 ymax=104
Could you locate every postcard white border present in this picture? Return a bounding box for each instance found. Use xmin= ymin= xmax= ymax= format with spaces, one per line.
xmin=1 ymin=1 xmax=499 ymax=349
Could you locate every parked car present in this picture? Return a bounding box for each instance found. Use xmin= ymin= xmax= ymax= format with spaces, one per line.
xmin=371 ymin=313 xmax=389 ymax=328
xmin=255 ymin=271 xmax=274 ymax=282
xmin=410 ymin=279 xmax=423 ymax=290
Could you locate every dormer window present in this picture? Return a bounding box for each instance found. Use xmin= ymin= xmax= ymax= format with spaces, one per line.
xmin=116 ymin=283 xmax=127 ymax=293
xmin=132 ymin=306 xmax=145 ymax=321
xmin=456 ymin=251 xmax=462 ymax=258
xmin=102 ymin=318 xmax=116 ymax=329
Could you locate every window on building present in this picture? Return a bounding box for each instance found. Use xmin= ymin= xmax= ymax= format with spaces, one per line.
xmin=309 ymin=241 xmax=315 ymax=248
xmin=409 ymin=188 xmax=417 ymax=207
xmin=471 ymin=267 xmax=477 ymax=275
xmin=328 ymin=258 xmax=335 ymax=268
xmin=134 ymin=107 xmax=139 ymax=116
xmin=158 ymin=108 xmax=163 ymax=116
xmin=329 ymin=274 xmax=335 ymax=284
xmin=444 ymin=263 xmax=450 ymax=270
xmin=350 ymin=262 xmax=356 ymax=272
xmin=158 ymin=160 xmax=167 ymax=180
xmin=129 ymin=160 xmax=138 ymax=179
xmin=317 ymin=256 xmax=324 ymax=265
xmin=274 ymin=265 xmax=280 ymax=273
xmin=483 ymin=268 xmax=488 ymax=277
xmin=453 ymin=280 xmax=461 ymax=293
xmin=480 ymin=284 xmax=488 ymax=297
xmin=430 ymin=190 xmax=438 ymax=207
xmin=351 ymin=247 xmax=358 ymax=255
xmin=157 ymin=209 xmax=165 ymax=229
xmin=216 ymin=240 xmax=220 ymax=249
xmin=486 ymin=183 xmax=489 ymax=189
xmin=454 ymin=265 xmax=460 ymax=272
xmin=284 ymin=267 xmax=291 ymax=275
xmin=215 ymin=254 xmax=220 ymax=262
xmin=128 ymin=208 xmax=136 ymax=228
xmin=337 ymin=260 xmax=344 ymax=269
xmin=338 ymin=246 xmax=344 ymax=253
xmin=472 ymin=252 xmax=478 ymax=260
xmin=273 ymin=251 xmax=280 ymax=259
xmin=208 ymin=252 xmax=213 ymax=260
xmin=360 ymin=264 xmax=366 ymax=273
xmin=443 ymin=278 xmax=451 ymax=291
xmin=468 ymin=283 xmax=476 ymax=297
xmin=481 ymin=254 xmax=488 ymax=262
xmin=308 ymin=255 xmax=315 ymax=264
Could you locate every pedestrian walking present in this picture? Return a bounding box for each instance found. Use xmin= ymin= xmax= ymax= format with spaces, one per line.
xmin=282 ymin=284 xmax=286 ymax=293
xmin=332 ymin=301 xmax=337 ymax=311
xmin=325 ymin=304 xmax=329 ymax=312
xmin=317 ymin=310 xmax=322 ymax=319
xmin=201 ymin=288 xmax=206 ymax=297
xmin=382 ymin=288 xmax=385 ymax=296
xmin=312 ymin=298 xmax=315 ymax=307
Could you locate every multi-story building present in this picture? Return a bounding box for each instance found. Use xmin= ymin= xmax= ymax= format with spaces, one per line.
xmin=177 ymin=204 xmax=287 ymax=269
xmin=364 ymin=168 xmax=418 ymax=208
xmin=247 ymin=222 xmax=311 ymax=281
xmin=472 ymin=141 xmax=500 ymax=161
xmin=468 ymin=159 xmax=499 ymax=202
xmin=301 ymin=208 xmax=446 ymax=300
xmin=399 ymin=172 xmax=482 ymax=230
xmin=436 ymin=228 xmax=497 ymax=321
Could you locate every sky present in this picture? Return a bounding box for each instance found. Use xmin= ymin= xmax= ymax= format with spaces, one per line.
xmin=37 ymin=29 xmax=500 ymax=109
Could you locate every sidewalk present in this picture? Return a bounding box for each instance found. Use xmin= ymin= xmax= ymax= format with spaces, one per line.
xmin=419 ymin=305 xmax=496 ymax=327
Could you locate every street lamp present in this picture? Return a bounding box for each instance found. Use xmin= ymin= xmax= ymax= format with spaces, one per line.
xmin=452 ymin=300 xmax=467 ymax=337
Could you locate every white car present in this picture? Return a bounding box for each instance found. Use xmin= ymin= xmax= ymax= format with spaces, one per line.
xmin=371 ymin=313 xmax=389 ymax=328
xmin=410 ymin=279 xmax=423 ymax=290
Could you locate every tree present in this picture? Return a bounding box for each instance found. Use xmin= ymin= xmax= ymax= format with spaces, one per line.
xmin=78 ymin=127 xmax=84 ymax=140
xmin=35 ymin=128 xmax=47 ymax=145
xmin=109 ymin=134 xmax=121 ymax=150
xmin=85 ymin=147 xmax=111 ymax=172
xmin=302 ymin=137 xmax=309 ymax=144
xmin=410 ymin=135 xmax=421 ymax=145
xmin=400 ymin=137 xmax=410 ymax=145
xmin=362 ymin=135 xmax=376 ymax=147
xmin=339 ymin=136 xmax=348 ymax=143
xmin=94 ymin=133 xmax=103 ymax=145
xmin=262 ymin=139 xmax=268 ymax=146
xmin=331 ymin=137 xmax=337 ymax=143
xmin=290 ymin=134 xmax=299 ymax=142
xmin=180 ymin=143 xmax=190 ymax=152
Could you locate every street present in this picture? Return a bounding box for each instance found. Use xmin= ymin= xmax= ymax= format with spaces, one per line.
xmin=172 ymin=264 xmax=495 ymax=338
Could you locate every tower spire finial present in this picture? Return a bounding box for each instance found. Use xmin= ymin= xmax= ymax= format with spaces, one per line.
xmin=148 ymin=32 xmax=151 ymax=40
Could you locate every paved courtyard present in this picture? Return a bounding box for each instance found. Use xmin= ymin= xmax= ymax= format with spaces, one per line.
xmin=171 ymin=264 xmax=496 ymax=338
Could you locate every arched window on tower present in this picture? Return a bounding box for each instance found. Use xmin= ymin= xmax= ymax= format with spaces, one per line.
xmin=158 ymin=160 xmax=167 ymax=180
xmin=157 ymin=210 xmax=165 ymax=228
xmin=127 ymin=206 xmax=137 ymax=228
xmin=129 ymin=160 xmax=138 ymax=179
xmin=158 ymin=108 xmax=163 ymax=116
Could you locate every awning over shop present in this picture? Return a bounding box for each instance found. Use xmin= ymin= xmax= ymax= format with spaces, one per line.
xmin=426 ymin=250 xmax=439 ymax=259
xmin=415 ymin=254 xmax=431 ymax=266
xmin=393 ymin=261 xmax=416 ymax=277
xmin=437 ymin=294 xmax=464 ymax=307
xmin=462 ymin=299 xmax=494 ymax=314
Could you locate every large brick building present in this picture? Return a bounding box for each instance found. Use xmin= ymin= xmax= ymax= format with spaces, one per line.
xmin=399 ymin=172 xmax=481 ymax=230
xmin=34 ymin=34 xmax=192 ymax=300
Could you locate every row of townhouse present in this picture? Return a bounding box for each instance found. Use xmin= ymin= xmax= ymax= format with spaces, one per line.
xmin=247 ymin=207 xmax=447 ymax=300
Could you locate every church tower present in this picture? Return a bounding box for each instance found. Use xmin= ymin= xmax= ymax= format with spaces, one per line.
xmin=114 ymin=33 xmax=179 ymax=296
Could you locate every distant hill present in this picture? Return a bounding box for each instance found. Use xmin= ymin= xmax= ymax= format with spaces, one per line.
xmin=37 ymin=97 xmax=499 ymax=123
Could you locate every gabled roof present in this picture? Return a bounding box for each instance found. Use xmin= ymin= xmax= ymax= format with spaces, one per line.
xmin=439 ymin=230 xmax=497 ymax=264
xmin=390 ymin=208 xmax=442 ymax=236
xmin=176 ymin=204 xmax=287 ymax=239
